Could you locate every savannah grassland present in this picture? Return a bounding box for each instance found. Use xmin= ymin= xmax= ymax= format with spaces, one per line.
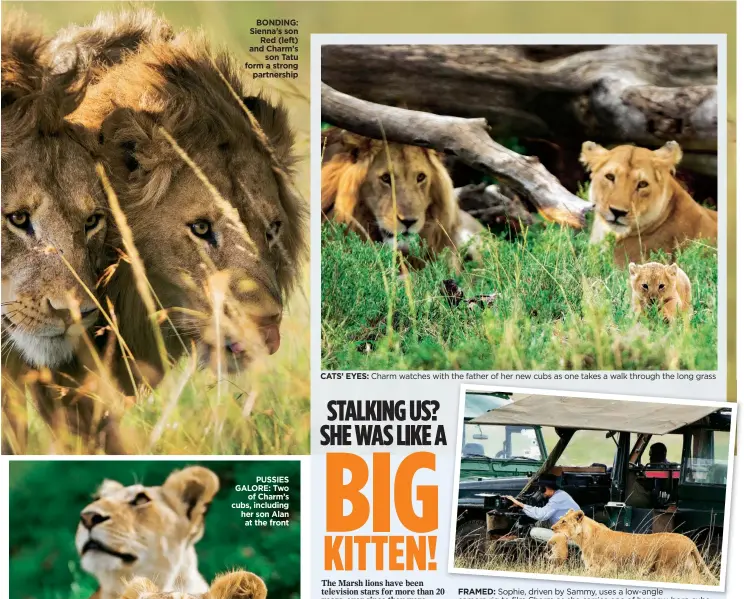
xmin=2 ymin=2 xmax=311 ymax=455
xmin=321 ymin=207 xmax=719 ymax=371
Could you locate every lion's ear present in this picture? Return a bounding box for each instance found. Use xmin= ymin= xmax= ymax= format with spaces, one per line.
xmin=121 ymin=577 xmax=159 ymax=599
xmin=666 ymin=264 xmax=679 ymax=278
xmin=95 ymin=479 xmax=124 ymax=498
xmin=629 ymin=262 xmax=638 ymax=277
xmin=579 ymin=141 xmax=608 ymax=172
xmin=162 ymin=466 xmax=220 ymax=525
xmin=575 ymin=511 xmax=584 ymax=521
xmin=243 ymin=95 xmax=295 ymax=167
xmin=654 ymin=141 xmax=683 ymax=168
xmin=207 ymin=571 xmax=268 ymax=599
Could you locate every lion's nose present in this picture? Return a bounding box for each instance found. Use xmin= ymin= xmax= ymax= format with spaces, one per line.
xmin=398 ymin=217 xmax=418 ymax=231
xmin=46 ymin=297 xmax=98 ymax=326
xmin=80 ymin=510 xmax=110 ymax=530
xmin=609 ymin=207 xmax=628 ymax=220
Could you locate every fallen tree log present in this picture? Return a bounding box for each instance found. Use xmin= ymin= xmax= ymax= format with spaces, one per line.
xmin=321 ymin=82 xmax=592 ymax=228
xmin=321 ymin=44 xmax=718 ymax=175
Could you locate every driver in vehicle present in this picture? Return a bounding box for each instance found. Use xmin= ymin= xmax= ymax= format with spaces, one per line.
xmin=647 ymin=442 xmax=675 ymax=466
xmin=505 ymin=474 xmax=580 ymax=542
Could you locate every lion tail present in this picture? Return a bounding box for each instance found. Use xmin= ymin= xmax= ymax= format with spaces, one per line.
xmin=691 ymin=546 xmax=718 ymax=584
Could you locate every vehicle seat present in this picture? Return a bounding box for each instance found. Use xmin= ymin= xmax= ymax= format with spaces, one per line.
xmin=463 ymin=442 xmax=485 ymax=456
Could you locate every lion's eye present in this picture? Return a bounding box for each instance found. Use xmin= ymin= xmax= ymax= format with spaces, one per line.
xmin=130 ymin=492 xmax=150 ymax=507
xmin=7 ymin=210 xmax=31 ymax=231
xmin=266 ymin=220 xmax=282 ymax=244
xmin=416 ymin=173 xmax=426 ymax=183
xmin=380 ymin=173 xmax=391 ymax=185
xmin=658 ymin=283 xmax=665 ymax=290
xmin=642 ymin=283 xmax=649 ymax=290
xmin=637 ymin=181 xmax=648 ymax=189
xmin=189 ymin=220 xmax=212 ymax=237
xmin=85 ymin=213 xmax=103 ymax=233
xmin=605 ymin=173 xmax=615 ymax=182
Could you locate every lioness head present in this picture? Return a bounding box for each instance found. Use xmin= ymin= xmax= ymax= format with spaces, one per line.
xmin=121 ymin=571 xmax=267 ymax=599
xmin=551 ymin=509 xmax=585 ymax=539
xmin=629 ymin=262 xmax=681 ymax=307
xmin=73 ymin=37 xmax=307 ymax=372
xmin=76 ymin=466 xmax=219 ymax=594
xmin=1 ymin=18 xmax=107 ymax=368
xmin=321 ymin=129 xmax=458 ymax=253
xmin=580 ymin=141 xmax=683 ymax=237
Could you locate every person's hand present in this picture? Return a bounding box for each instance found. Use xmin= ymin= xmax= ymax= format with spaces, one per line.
xmin=504 ymin=495 xmax=524 ymax=508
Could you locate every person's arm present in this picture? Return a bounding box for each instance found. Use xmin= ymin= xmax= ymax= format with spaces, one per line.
xmin=520 ymin=497 xmax=558 ymax=523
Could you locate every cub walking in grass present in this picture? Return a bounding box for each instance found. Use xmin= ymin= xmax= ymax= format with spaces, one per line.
xmin=551 ymin=510 xmax=716 ymax=583
xmin=629 ymin=262 xmax=692 ymax=322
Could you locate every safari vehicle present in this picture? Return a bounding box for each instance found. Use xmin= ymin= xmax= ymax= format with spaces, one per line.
xmin=460 ymin=392 xmax=548 ymax=480
xmin=455 ymin=395 xmax=733 ymax=558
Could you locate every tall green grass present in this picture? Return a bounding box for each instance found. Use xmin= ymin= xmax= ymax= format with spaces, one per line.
xmin=321 ymin=220 xmax=718 ymax=371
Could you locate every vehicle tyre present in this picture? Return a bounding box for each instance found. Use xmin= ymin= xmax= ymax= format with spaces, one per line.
xmin=455 ymin=518 xmax=487 ymax=556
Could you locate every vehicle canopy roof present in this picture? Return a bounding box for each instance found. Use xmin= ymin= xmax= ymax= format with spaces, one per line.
xmin=464 ymin=392 xmax=513 ymax=421
xmin=469 ymin=395 xmax=729 ymax=435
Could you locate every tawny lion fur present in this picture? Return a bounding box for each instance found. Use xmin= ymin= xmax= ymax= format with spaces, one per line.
xmin=551 ymin=510 xmax=717 ymax=583
xmin=321 ymin=127 xmax=482 ymax=264
xmin=121 ymin=571 xmax=268 ymax=599
xmin=75 ymin=466 xmax=220 ymax=599
xmin=66 ymin=10 xmax=308 ymax=388
xmin=581 ymin=141 xmax=717 ymax=265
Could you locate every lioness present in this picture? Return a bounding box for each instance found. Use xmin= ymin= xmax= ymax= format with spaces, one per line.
xmin=121 ymin=571 xmax=267 ymax=599
xmin=76 ymin=466 xmax=219 ymax=599
xmin=629 ymin=262 xmax=692 ymax=321
xmin=581 ymin=141 xmax=717 ymax=264
xmin=551 ymin=510 xmax=716 ymax=583
xmin=321 ymin=128 xmax=483 ymax=264
xmin=67 ymin=13 xmax=307 ymax=386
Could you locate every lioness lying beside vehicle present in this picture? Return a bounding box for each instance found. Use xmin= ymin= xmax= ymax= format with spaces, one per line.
xmin=551 ymin=510 xmax=716 ymax=583
xmin=581 ymin=141 xmax=717 ymax=265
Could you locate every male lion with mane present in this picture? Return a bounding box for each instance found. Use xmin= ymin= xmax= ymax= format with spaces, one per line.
xmin=120 ymin=571 xmax=267 ymax=599
xmin=551 ymin=510 xmax=717 ymax=583
xmin=66 ymin=12 xmax=307 ymax=388
xmin=581 ymin=140 xmax=717 ymax=265
xmin=76 ymin=466 xmax=220 ymax=599
xmin=321 ymin=127 xmax=483 ymax=266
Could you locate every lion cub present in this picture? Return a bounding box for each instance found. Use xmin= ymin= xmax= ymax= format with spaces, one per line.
xmin=629 ymin=262 xmax=691 ymax=321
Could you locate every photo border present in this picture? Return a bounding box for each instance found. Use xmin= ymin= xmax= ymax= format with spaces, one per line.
xmin=447 ymin=384 xmax=738 ymax=592
xmin=311 ymin=33 xmax=727 ymax=398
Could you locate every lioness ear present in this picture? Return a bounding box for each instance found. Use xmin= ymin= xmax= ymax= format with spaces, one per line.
xmin=579 ymin=141 xmax=609 ymax=172
xmin=628 ymin=262 xmax=638 ymax=277
xmin=121 ymin=577 xmax=160 ymax=599
xmin=207 ymin=571 xmax=268 ymax=599
xmin=666 ymin=264 xmax=679 ymax=278
xmin=575 ymin=511 xmax=584 ymax=521
xmin=95 ymin=479 xmax=124 ymax=498
xmin=243 ymin=95 xmax=295 ymax=167
xmin=654 ymin=141 xmax=683 ymax=169
xmin=162 ymin=466 xmax=220 ymax=525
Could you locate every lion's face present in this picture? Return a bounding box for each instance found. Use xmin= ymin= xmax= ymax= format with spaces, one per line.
xmin=361 ymin=144 xmax=438 ymax=244
xmin=551 ymin=509 xmax=585 ymax=539
xmin=121 ymin=571 xmax=267 ymax=599
xmin=1 ymin=24 xmax=107 ymax=368
xmin=629 ymin=262 xmax=680 ymax=307
xmin=85 ymin=42 xmax=306 ymax=373
xmin=581 ymin=141 xmax=683 ymax=237
xmin=76 ymin=467 xmax=219 ymax=592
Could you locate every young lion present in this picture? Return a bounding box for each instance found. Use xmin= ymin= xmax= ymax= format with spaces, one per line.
xmin=121 ymin=571 xmax=267 ymax=599
xmin=629 ymin=262 xmax=692 ymax=321
xmin=551 ymin=510 xmax=716 ymax=583
xmin=76 ymin=466 xmax=220 ymax=599
xmin=321 ymin=127 xmax=483 ymax=265
xmin=581 ymin=141 xmax=717 ymax=265
xmin=66 ymin=12 xmax=307 ymax=389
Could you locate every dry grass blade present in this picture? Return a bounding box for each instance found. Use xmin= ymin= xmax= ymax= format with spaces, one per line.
xmin=157 ymin=126 xmax=258 ymax=254
xmin=97 ymin=163 xmax=170 ymax=373
xmin=148 ymin=352 xmax=197 ymax=451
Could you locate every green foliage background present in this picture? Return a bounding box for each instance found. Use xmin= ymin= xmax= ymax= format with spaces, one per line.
xmin=9 ymin=461 xmax=301 ymax=599
xmin=321 ymin=219 xmax=718 ymax=370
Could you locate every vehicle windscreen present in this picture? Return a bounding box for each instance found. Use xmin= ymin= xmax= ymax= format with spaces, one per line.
xmin=462 ymin=423 xmax=542 ymax=461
